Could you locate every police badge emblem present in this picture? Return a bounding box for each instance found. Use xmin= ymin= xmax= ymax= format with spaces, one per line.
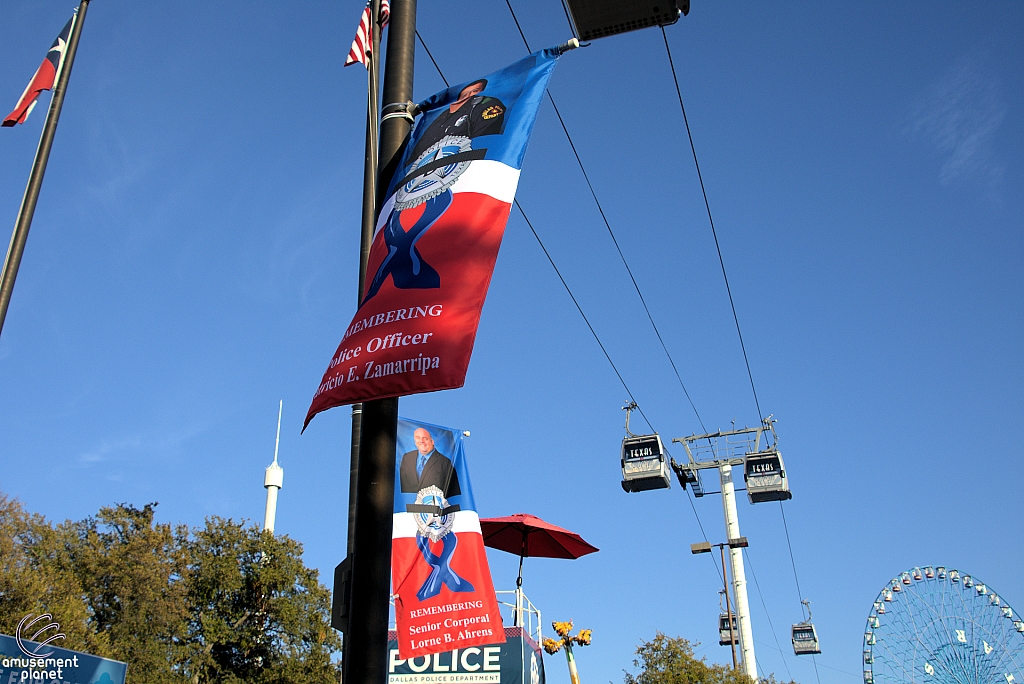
xmin=413 ymin=485 xmax=455 ymax=542
xmin=394 ymin=135 xmax=474 ymax=211
xmin=481 ymin=104 xmax=504 ymax=120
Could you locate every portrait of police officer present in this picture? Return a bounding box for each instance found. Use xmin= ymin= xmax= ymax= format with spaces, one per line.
xmin=400 ymin=427 xmax=461 ymax=498
xmin=409 ymin=78 xmax=506 ymax=161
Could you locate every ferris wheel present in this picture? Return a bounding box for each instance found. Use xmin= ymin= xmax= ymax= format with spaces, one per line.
xmin=863 ymin=566 xmax=1024 ymax=684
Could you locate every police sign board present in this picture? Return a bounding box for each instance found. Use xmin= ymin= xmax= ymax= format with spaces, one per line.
xmin=388 ymin=627 xmax=543 ymax=684
xmin=0 ymin=634 xmax=127 ymax=684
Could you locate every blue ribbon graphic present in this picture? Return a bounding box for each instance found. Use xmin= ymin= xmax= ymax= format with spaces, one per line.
xmin=363 ymin=191 xmax=453 ymax=304
xmin=416 ymin=533 xmax=475 ymax=601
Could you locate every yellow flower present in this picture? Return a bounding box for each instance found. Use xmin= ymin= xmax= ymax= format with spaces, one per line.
xmin=543 ymin=637 xmax=563 ymax=655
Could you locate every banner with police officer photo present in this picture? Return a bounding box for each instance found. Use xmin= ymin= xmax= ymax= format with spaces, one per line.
xmin=391 ymin=418 xmax=504 ymax=659
xmin=305 ymin=49 xmax=562 ymax=429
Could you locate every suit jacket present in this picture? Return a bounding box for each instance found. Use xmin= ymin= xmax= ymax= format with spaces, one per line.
xmin=400 ymin=448 xmax=461 ymax=498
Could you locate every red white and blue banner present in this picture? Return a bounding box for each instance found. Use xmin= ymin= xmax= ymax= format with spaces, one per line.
xmin=3 ymin=10 xmax=77 ymax=127
xmin=305 ymin=49 xmax=561 ymax=428
xmin=391 ymin=418 xmax=504 ymax=659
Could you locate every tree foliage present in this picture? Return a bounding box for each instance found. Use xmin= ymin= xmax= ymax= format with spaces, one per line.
xmin=0 ymin=493 xmax=341 ymax=683
xmin=623 ymin=632 xmax=797 ymax=684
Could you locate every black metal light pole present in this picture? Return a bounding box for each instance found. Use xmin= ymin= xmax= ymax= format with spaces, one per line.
xmin=691 ymin=536 xmax=748 ymax=672
xmin=343 ymin=1 xmax=416 ymax=683
xmin=0 ymin=0 xmax=90 ymax=338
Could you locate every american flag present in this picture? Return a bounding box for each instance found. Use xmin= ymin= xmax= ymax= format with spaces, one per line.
xmin=345 ymin=0 xmax=390 ymax=68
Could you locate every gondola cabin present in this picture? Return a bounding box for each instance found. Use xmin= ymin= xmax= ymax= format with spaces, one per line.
xmin=743 ymin=450 xmax=792 ymax=503
xmin=792 ymin=622 xmax=821 ymax=655
xmin=719 ymin=613 xmax=739 ymax=646
xmin=621 ymin=434 xmax=671 ymax=492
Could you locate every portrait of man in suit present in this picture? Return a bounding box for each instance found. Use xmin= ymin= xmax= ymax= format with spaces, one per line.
xmin=400 ymin=427 xmax=461 ymax=498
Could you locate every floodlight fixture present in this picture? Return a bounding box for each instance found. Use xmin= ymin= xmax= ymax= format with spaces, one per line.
xmin=691 ymin=541 xmax=712 ymax=555
xmin=563 ymin=0 xmax=688 ymax=43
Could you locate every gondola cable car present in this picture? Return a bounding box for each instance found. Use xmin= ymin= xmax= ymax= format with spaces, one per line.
xmin=742 ymin=417 xmax=792 ymax=503
xmin=620 ymin=402 xmax=671 ymax=493
xmin=792 ymin=599 xmax=821 ymax=656
xmin=717 ymin=591 xmax=739 ymax=646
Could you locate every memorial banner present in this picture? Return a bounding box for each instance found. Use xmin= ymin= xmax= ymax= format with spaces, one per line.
xmin=305 ymin=49 xmax=561 ymax=429
xmin=392 ymin=418 xmax=504 ymax=659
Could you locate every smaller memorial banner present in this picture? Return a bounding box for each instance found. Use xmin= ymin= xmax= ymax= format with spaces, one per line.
xmin=0 ymin=631 xmax=127 ymax=684
xmin=392 ymin=418 xmax=504 ymax=659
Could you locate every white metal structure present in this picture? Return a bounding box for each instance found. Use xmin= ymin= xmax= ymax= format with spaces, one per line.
xmin=263 ymin=400 xmax=284 ymax=534
xmin=719 ymin=463 xmax=756 ymax=679
xmin=669 ymin=416 xmax=786 ymax=681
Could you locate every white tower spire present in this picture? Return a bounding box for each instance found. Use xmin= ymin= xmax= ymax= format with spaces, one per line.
xmin=263 ymin=400 xmax=284 ymax=534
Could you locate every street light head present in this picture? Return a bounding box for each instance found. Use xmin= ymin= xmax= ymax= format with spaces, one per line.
xmin=691 ymin=542 xmax=712 ymax=554
xmin=727 ymin=537 xmax=749 ymax=548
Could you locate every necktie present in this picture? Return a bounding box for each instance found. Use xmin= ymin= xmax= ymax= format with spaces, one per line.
xmin=417 ymin=452 xmax=429 ymax=479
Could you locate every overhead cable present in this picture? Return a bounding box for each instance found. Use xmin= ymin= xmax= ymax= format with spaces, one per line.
xmin=660 ymin=27 xmax=763 ymax=423
xmin=502 ymin=0 xmax=708 ymax=433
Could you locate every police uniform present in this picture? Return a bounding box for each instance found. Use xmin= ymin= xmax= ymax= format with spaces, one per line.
xmin=409 ymin=95 xmax=506 ymax=160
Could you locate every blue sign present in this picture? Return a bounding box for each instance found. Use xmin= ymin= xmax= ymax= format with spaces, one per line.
xmin=388 ymin=627 xmax=544 ymax=684
xmin=0 ymin=635 xmax=127 ymax=684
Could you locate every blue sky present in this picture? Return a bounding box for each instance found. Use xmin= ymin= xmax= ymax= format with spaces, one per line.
xmin=1 ymin=1 xmax=1021 ymax=683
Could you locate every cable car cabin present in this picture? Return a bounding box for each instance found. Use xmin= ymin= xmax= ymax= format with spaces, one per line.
xmin=743 ymin=450 xmax=792 ymax=503
xmin=719 ymin=613 xmax=739 ymax=646
xmin=792 ymin=622 xmax=821 ymax=655
xmin=621 ymin=434 xmax=671 ymax=492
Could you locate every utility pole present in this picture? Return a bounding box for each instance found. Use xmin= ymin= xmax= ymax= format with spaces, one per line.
xmin=342 ymin=1 xmax=415 ymax=683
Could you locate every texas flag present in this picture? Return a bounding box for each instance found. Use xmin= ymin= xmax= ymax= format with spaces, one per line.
xmin=391 ymin=418 xmax=504 ymax=659
xmin=3 ymin=10 xmax=77 ymax=127
xmin=305 ymin=48 xmax=561 ymax=429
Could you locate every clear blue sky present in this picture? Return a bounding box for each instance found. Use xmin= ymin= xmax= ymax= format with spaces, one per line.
xmin=1 ymin=2 xmax=1021 ymax=683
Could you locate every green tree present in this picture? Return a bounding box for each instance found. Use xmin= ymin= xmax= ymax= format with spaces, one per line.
xmin=184 ymin=516 xmax=341 ymax=684
xmin=0 ymin=493 xmax=341 ymax=684
xmin=623 ymin=633 xmax=797 ymax=684
xmin=68 ymin=502 xmax=191 ymax=683
xmin=0 ymin=493 xmax=103 ymax=654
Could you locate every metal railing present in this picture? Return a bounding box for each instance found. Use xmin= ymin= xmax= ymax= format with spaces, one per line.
xmin=496 ymin=589 xmax=542 ymax=645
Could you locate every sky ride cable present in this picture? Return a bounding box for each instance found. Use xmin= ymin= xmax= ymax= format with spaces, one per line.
xmin=659 ymin=27 xmax=763 ymax=424
xmin=502 ymin=0 xmax=708 ymax=434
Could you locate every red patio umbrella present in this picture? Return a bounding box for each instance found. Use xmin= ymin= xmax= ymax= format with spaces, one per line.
xmin=479 ymin=513 xmax=598 ymax=623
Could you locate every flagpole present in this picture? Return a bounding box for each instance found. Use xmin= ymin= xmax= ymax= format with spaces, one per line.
xmin=344 ymin=0 xmax=415 ymax=682
xmin=348 ymin=0 xmax=384 ymax=561
xmin=342 ymin=0 xmax=383 ymax=680
xmin=0 ymin=0 xmax=90 ymax=339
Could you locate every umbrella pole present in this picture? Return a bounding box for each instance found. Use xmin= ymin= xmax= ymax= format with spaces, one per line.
xmin=516 ymin=534 xmax=526 ymax=628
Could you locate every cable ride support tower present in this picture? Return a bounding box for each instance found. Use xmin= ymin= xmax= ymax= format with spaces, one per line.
xmin=665 ymin=415 xmax=791 ymax=681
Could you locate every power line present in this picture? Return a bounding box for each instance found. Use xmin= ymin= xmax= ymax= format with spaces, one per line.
xmin=660 ymin=27 xmax=763 ymax=423
xmin=502 ymin=0 xmax=708 ymax=434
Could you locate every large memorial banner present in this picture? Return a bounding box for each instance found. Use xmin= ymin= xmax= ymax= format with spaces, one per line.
xmin=0 ymin=630 xmax=127 ymax=684
xmin=305 ymin=49 xmax=562 ymax=429
xmin=391 ymin=418 xmax=504 ymax=659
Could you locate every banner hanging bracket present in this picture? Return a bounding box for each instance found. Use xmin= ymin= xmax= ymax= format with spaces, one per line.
xmin=382 ymin=101 xmax=419 ymax=123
